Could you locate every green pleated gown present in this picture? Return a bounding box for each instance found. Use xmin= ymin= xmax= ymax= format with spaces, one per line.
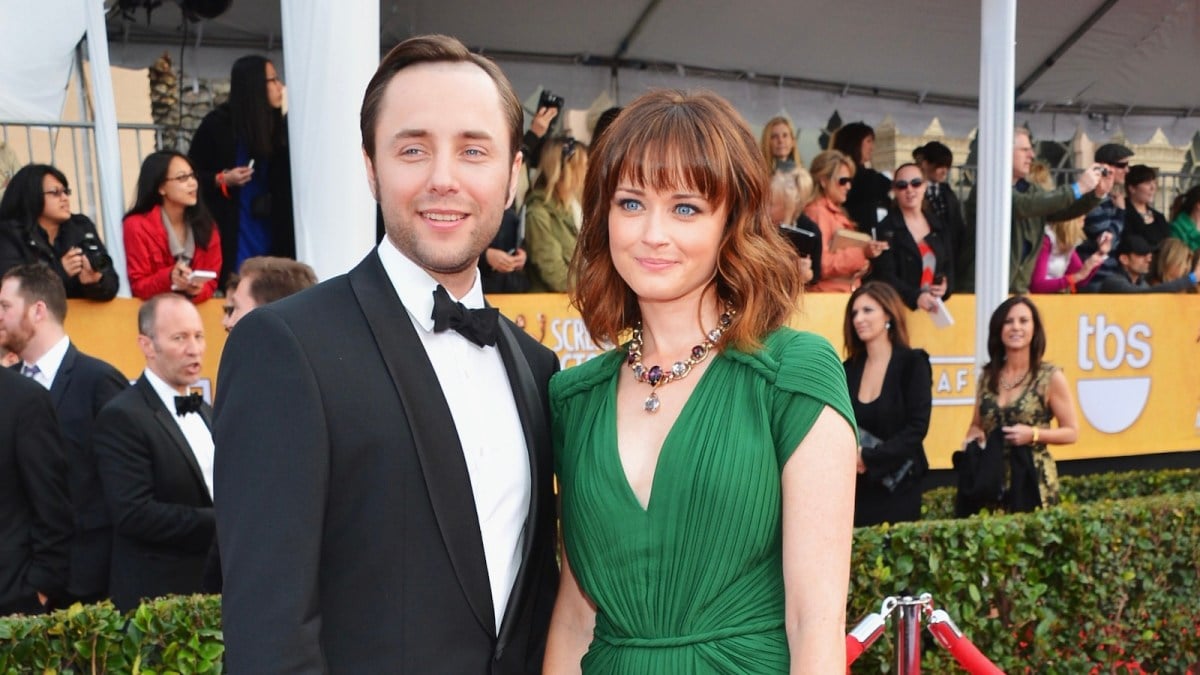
xmin=550 ymin=328 xmax=855 ymax=673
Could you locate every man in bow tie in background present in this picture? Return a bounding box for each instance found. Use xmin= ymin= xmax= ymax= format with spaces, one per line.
xmin=93 ymin=293 xmax=215 ymax=611
xmin=0 ymin=263 xmax=127 ymax=605
xmin=214 ymin=35 xmax=559 ymax=673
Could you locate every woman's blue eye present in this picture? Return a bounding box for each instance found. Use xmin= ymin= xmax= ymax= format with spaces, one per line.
xmin=618 ymin=199 xmax=643 ymax=212
xmin=674 ymin=204 xmax=699 ymax=216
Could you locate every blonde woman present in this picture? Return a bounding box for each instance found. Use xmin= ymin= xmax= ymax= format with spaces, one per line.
xmin=802 ymin=150 xmax=887 ymax=292
xmin=760 ymin=116 xmax=802 ymax=174
xmin=1029 ymin=215 xmax=1110 ymax=293
xmin=1151 ymin=237 xmax=1195 ymax=287
xmin=526 ymin=136 xmax=588 ymax=291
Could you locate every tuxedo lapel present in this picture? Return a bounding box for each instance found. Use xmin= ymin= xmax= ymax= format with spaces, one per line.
xmin=348 ymin=252 xmax=496 ymax=635
xmin=492 ymin=318 xmax=550 ymax=647
xmin=48 ymin=343 xmax=77 ymax=408
xmin=136 ymin=377 xmax=209 ymax=499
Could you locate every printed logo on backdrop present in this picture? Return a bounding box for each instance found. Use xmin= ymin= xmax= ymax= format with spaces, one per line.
xmin=1076 ymin=314 xmax=1151 ymax=433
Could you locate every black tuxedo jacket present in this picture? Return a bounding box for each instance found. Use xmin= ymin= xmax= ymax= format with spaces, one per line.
xmin=0 ymin=367 xmax=72 ymax=615
xmin=93 ymin=376 xmax=215 ymax=611
xmin=28 ymin=343 xmax=128 ymax=599
xmin=213 ymin=251 xmax=560 ymax=673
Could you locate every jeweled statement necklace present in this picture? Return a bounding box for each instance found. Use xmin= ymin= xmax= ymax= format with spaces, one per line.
xmin=626 ymin=307 xmax=735 ymax=413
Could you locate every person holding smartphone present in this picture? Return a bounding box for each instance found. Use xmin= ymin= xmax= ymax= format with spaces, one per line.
xmin=123 ymin=151 xmax=222 ymax=302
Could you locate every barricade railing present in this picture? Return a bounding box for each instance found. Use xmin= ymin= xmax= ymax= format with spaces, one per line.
xmin=845 ymin=593 xmax=1005 ymax=674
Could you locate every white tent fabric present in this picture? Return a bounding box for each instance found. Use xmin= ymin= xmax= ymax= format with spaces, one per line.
xmin=281 ymin=0 xmax=379 ymax=281
xmin=0 ymin=0 xmax=85 ymax=120
xmin=85 ymin=0 xmax=129 ymax=296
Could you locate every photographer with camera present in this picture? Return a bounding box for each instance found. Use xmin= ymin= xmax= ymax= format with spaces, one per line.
xmin=0 ymin=164 xmax=118 ymax=301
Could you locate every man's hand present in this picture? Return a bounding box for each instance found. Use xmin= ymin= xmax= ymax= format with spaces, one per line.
xmin=530 ymin=106 xmax=559 ymax=138
xmin=864 ymin=240 xmax=889 ymax=259
xmin=1076 ymin=163 xmax=1102 ymax=194
xmin=485 ymin=248 xmax=525 ymax=274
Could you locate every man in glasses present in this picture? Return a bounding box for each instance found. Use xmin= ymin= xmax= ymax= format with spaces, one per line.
xmin=1079 ymin=142 xmax=1135 ymax=291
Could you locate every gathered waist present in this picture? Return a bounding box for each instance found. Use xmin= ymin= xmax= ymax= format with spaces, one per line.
xmin=593 ymin=619 xmax=782 ymax=649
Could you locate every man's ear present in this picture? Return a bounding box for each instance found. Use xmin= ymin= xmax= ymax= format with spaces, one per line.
xmin=136 ymin=334 xmax=155 ymax=361
xmin=362 ymin=148 xmax=379 ymax=202
xmin=506 ymin=151 xmax=524 ymax=209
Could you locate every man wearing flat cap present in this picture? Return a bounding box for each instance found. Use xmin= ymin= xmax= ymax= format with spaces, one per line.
xmin=1100 ymin=234 xmax=1200 ymax=293
xmin=1080 ymin=142 xmax=1135 ymax=290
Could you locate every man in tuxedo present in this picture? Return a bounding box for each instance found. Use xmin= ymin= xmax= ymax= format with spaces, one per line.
xmin=0 ymin=263 xmax=127 ymax=603
xmin=93 ymin=294 xmax=215 ymax=611
xmin=214 ymin=34 xmax=559 ymax=673
xmin=0 ymin=366 xmax=72 ymax=616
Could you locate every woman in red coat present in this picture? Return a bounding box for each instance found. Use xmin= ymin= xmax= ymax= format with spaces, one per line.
xmin=123 ymin=151 xmax=221 ymax=302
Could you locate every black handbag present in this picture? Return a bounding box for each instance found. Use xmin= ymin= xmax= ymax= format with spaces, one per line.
xmin=952 ymin=427 xmax=1005 ymax=517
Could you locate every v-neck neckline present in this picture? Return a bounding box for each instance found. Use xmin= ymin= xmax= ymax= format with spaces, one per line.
xmin=608 ymin=349 xmax=723 ymax=514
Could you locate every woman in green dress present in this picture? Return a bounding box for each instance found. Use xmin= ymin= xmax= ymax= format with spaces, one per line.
xmin=542 ymin=90 xmax=858 ymax=674
xmin=963 ymin=296 xmax=1081 ymax=510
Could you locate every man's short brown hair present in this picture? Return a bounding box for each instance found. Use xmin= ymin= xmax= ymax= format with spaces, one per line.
xmin=1 ymin=263 xmax=67 ymax=323
xmin=359 ymin=34 xmax=523 ymax=161
xmin=238 ymin=257 xmax=317 ymax=306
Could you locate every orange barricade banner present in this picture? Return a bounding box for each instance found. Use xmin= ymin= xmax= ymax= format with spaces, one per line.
xmin=65 ymin=292 xmax=1200 ymax=469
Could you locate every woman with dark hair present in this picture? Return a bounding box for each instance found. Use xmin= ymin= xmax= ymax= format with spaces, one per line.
xmin=189 ymin=55 xmax=294 ymax=283
xmin=544 ymin=90 xmax=856 ymax=673
xmin=1123 ymin=165 xmax=1170 ymax=248
xmin=841 ymin=281 xmax=930 ymax=526
xmin=0 ymin=164 xmax=118 ymax=300
xmin=830 ymin=121 xmax=892 ymax=232
xmin=867 ymin=162 xmax=952 ymax=310
xmin=963 ymin=296 xmax=1080 ymax=511
xmin=123 ymin=151 xmax=222 ymax=302
xmin=1168 ymin=184 xmax=1200 ymax=251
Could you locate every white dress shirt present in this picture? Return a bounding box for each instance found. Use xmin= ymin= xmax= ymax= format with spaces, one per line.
xmin=21 ymin=334 xmax=70 ymax=390
xmin=378 ymin=239 xmax=531 ymax=631
xmin=143 ymin=369 xmax=216 ymax=498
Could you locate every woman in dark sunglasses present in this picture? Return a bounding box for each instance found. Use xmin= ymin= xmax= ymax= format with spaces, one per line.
xmin=866 ymin=162 xmax=953 ymax=311
xmin=123 ymin=151 xmax=222 ymax=302
xmin=0 ymin=164 xmax=118 ymax=300
xmin=803 ymin=150 xmax=888 ymax=292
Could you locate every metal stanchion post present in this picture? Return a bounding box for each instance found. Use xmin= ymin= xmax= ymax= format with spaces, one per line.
xmin=895 ymin=596 xmax=922 ymax=675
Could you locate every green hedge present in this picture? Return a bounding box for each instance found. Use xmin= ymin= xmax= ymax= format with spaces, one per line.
xmin=1 ymin=470 xmax=1197 ymax=673
xmin=921 ymin=467 xmax=1200 ymax=520
xmin=0 ymin=595 xmax=222 ymax=674
xmin=851 ymin=491 xmax=1200 ymax=673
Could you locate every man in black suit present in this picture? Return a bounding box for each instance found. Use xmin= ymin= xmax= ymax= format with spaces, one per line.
xmin=0 ymin=263 xmax=127 ymax=603
xmin=214 ymin=35 xmax=559 ymax=673
xmin=93 ymin=294 xmax=214 ymax=611
xmin=0 ymin=366 xmax=72 ymax=616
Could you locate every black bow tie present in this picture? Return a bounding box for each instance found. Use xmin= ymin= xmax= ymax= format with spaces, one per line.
xmin=175 ymin=392 xmax=203 ymax=416
xmin=431 ymin=285 xmax=499 ymax=347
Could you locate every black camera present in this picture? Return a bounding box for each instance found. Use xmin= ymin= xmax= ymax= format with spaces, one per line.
xmin=80 ymin=233 xmax=112 ymax=274
xmin=538 ymin=90 xmax=564 ymax=110
xmin=1100 ymin=167 xmax=1111 ymax=177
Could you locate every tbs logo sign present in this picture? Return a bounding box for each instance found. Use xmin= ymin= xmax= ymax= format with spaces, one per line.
xmin=1075 ymin=315 xmax=1151 ymax=433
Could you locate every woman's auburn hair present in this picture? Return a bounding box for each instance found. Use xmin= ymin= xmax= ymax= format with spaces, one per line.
xmin=567 ymin=89 xmax=804 ymax=352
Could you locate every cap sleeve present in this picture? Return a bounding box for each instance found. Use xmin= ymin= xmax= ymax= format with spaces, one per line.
xmin=764 ymin=329 xmax=857 ymax=466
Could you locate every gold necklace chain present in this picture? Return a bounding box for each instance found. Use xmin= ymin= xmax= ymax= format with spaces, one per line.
xmin=626 ymin=306 xmax=735 ymax=413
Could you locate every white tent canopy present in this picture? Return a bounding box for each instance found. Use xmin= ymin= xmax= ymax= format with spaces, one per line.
xmin=98 ymin=0 xmax=1200 ymax=143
